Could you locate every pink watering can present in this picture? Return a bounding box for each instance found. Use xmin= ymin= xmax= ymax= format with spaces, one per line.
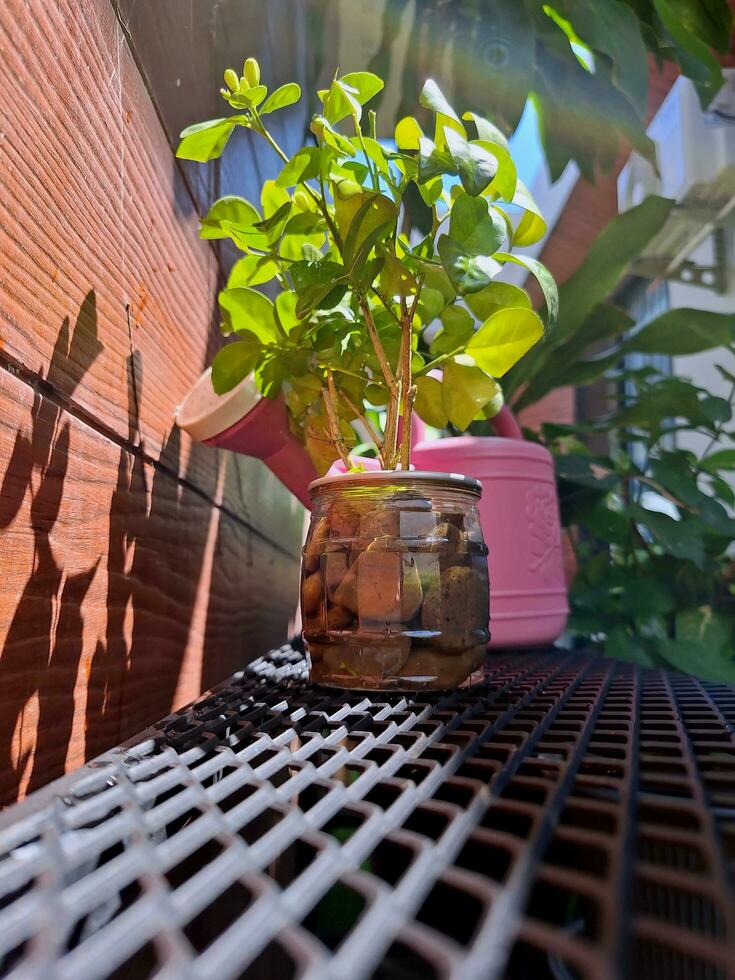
xmin=177 ymin=371 xmax=568 ymax=647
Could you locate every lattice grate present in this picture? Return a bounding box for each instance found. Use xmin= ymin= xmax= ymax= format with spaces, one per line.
xmin=1 ymin=647 xmax=734 ymax=979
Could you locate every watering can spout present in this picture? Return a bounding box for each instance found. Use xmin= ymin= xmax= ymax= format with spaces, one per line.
xmin=175 ymin=370 xmax=317 ymax=508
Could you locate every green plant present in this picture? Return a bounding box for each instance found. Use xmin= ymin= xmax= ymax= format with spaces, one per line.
xmin=177 ymin=58 xmax=556 ymax=473
xmin=499 ymin=195 xmax=735 ymax=682
xmin=347 ymin=0 xmax=733 ymax=181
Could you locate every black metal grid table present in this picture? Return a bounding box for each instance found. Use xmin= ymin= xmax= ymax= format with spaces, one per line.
xmin=1 ymin=646 xmax=734 ymax=980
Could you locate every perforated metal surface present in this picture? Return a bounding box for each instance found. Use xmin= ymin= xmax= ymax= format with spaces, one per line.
xmin=1 ymin=647 xmax=734 ymax=980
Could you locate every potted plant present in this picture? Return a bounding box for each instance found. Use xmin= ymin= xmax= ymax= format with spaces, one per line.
xmin=177 ymin=58 xmax=557 ymax=690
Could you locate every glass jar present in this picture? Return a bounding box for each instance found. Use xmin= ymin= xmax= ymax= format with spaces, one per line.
xmin=301 ymin=471 xmax=489 ymax=690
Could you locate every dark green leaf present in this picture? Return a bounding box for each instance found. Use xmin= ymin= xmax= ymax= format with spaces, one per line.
xmin=448 ymin=192 xmax=507 ymax=255
xmin=701 ymin=448 xmax=735 ymax=473
xmin=445 ymin=130 xmax=497 ymax=196
xmin=625 ymin=308 xmax=735 ymax=356
xmin=211 ymin=335 xmax=262 ymax=394
xmin=631 ymin=506 xmax=707 ymax=567
xmin=438 ymin=237 xmax=501 ymax=294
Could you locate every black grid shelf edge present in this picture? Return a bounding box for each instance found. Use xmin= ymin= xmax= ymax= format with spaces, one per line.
xmin=1 ymin=646 xmax=734 ymax=980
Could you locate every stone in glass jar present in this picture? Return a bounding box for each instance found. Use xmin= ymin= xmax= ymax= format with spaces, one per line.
xmin=301 ymin=471 xmax=489 ymax=690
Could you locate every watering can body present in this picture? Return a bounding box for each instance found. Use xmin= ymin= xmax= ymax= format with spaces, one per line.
xmin=411 ymin=411 xmax=568 ymax=648
xmin=177 ymin=372 xmax=568 ymax=648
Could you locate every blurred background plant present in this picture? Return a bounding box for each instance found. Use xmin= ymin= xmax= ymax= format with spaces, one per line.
xmin=474 ymin=195 xmax=735 ymax=681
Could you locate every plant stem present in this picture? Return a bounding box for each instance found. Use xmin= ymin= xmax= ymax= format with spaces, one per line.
xmin=398 ymin=297 xmax=414 ymax=469
xmin=323 ymin=372 xmax=352 ymax=469
xmin=252 ymin=107 xmax=343 ymax=250
xmin=354 ymin=116 xmax=379 ymax=192
xmin=341 ymin=390 xmax=385 ymax=465
xmin=360 ymin=300 xmax=396 ymax=389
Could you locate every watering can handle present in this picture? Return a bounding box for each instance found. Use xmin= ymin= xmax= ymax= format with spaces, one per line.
xmin=490 ymin=406 xmax=523 ymax=439
xmin=410 ymin=405 xmax=523 ymax=446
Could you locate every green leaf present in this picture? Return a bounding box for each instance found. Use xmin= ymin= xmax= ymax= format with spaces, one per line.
xmin=261 ymin=82 xmax=301 ymax=114
xmin=701 ymin=449 xmax=735 ymax=474
xmin=276 ymin=147 xmax=321 ymax=187
xmin=462 ymin=112 xmax=509 ymax=151
xmin=653 ymin=0 xmax=723 ymax=101
xmin=676 ymin=605 xmax=732 ymax=650
xmin=199 ymin=196 xmax=260 ymax=240
xmin=274 ymin=291 xmax=300 ymax=336
xmin=657 ymin=637 xmax=735 ymax=683
xmin=342 ymin=194 xmax=397 ymax=269
xmin=546 ymin=0 xmax=649 ymax=115
xmin=511 ymin=179 xmax=546 ymax=246
xmin=218 ymin=288 xmax=277 ymax=343
xmin=378 ymin=250 xmax=419 ymax=299
xmin=605 ymin=627 xmax=657 ymax=667
xmin=414 ymin=375 xmax=448 ymax=428
xmin=467 ymin=308 xmax=545 ymax=377
xmin=466 ymin=282 xmax=531 ymax=321
xmin=340 ymin=71 xmax=384 ymax=106
xmin=417 ymin=138 xmax=455 ymax=182
xmin=310 ymin=116 xmax=355 ymax=157
xmin=442 ymin=361 xmax=501 ymax=430
xmin=473 ymin=140 xmax=517 ymax=202
xmin=631 ymin=506 xmax=706 ymax=567
xmin=419 ymin=79 xmax=466 ymax=146
xmin=227 ymin=255 xmax=278 ymax=288
xmin=495 ymin=253 xmax=559 ymax=326
xmin=438 ymin=237 xmax=502 ymax=295
xmin=448 ymin=191 xmax=507 ymax=255
xmin=211 ymin=335 xmax=262 ymax=394
xmin=395 ymin=116 xmax=423 ymax=150
xmin=445 ymin=130 xmax=497 ymax=196
xmin=176 ymin=117 xmax=241 ymax=162
xmin=625 ymin=308 xmax=735 ymax=356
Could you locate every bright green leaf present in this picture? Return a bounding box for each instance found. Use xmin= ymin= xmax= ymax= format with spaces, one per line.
xmin=395 ymin=116 xmax=423 ymax=150
xmin=227 ymin=254 xmax=278 ymax=288
xmin=462 ymin=111 xmax=509 ymax=150
xmin=176 ymin=117 xmax=242 ymax=162
xmin=495 ymin=252 xmax=559 ymax=326
xmin=415 ymin=375 xmax=448 ymax=428
xmin=261 ymin=82 xmax=301 ymax=114
xmin=218 ymin=287 xmax=277 ymax=343
xmin=200 ymin=196 xmax=260 ymax=240
xmin=467 ymin=308 xmax=545 ymax=376
xmin=442 ymin=360 xmax=501 ymax=430
xmin=466 ymin=282 xmax=531 ymax=321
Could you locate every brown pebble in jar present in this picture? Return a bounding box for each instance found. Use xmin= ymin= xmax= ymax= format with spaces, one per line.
xmin=359 ymin=501 xmax=400 ymax=539
xmin=303 ymin=517 xmax=329 ymax=572
xmin=421 ymin=564 xmax=487 ymax=632
xmin=302 ymin=569 xmax=324 ymax=616
xmin=327 ymin=497 xmax=362 ymax=538
xmin=326 ymin=603 xmax=354 ymax=630
xmin=324 ymin=550 xmax=350 ymax=601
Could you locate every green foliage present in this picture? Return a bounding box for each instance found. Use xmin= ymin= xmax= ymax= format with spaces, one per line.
xmin=361 ymin=0 xmax=732 ymax=183
xmin=509 ymin=195 xmax=735 ymax=683
xmin=178 ymin=59 xmax=555 ymax=474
